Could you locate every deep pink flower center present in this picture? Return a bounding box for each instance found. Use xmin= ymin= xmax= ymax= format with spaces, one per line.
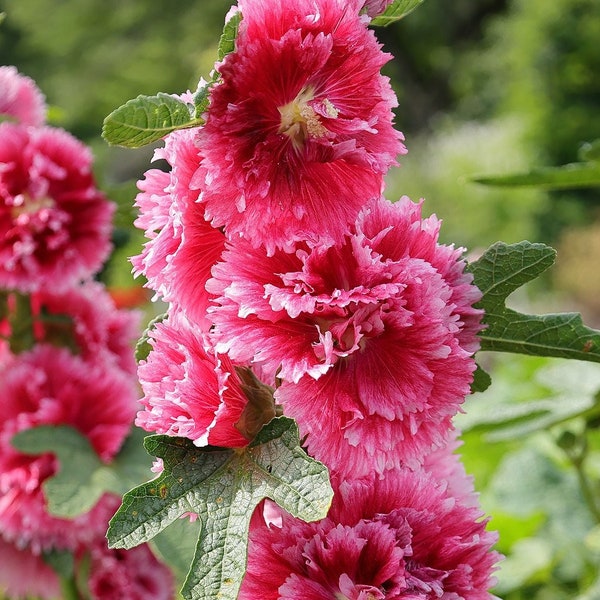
xmin=6 ymin=193 xmax=69 ymax=255
xmin=313 ymin=301 xmax=388 ymax=365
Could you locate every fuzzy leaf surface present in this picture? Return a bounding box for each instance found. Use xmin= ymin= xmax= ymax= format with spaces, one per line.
xmin=102 ymin=93 xmax=202 ymax=148
xmin=11 ymin=425 xmax=153 ymax=517
xmin=370 ymin=0 xmax=425 ymax=25
xmin=107 ymin=417 xmax=332 ymax=600
xmin=469 ymin=242 xmax=600 ymax=361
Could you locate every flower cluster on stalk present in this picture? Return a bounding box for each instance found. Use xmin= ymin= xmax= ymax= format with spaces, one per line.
xmin=0 ymin=66 xmax=174 ymax=599
xmin=132 ymin=0 xmax=502 ymax=598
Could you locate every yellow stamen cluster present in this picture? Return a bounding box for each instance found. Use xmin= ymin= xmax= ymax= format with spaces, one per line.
xmin=278 ymin=86 xmax=338 ymax=151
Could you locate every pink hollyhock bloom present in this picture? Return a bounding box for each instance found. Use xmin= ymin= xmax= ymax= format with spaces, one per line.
xmin=198 ymin=0 xmax=406 ymax=254
xmin=240 ymin=469 xmax=500 ymax=600
xmin=85 ymin=541 xmax=174 ymax=600
xmin=0 ymin=345 xmax=138 ymax=553
xmin=0 ymin=66 xmax=47 ymax=127
xmin=132 ymin=128 xmax=225 ymax=328
xmin=0 ymin=122 xmax=114 ymax=292
xmin=137 ymin=308 xmax=273 ymax=447
xmin=0 ymin=537 xmax=60 ymax=599
xmin=422 ymin=428 xmax=478 ymax=508
xmin=208 ymin=196 xmax=483 ymax=475
xmin=30 ymin=280 xmax=141 ymax=375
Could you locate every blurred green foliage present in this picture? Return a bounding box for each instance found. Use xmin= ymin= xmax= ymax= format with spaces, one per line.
xmin=458 ymin=354 xmax=600 ymax=599
xmin=0 ymin=0 xmax=230 ymax=140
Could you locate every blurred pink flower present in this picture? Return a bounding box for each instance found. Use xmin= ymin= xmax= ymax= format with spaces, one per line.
xmin=198 ymin=0 xmax=406 ymax=254
xmin=86 ymin=541 xmax=174 ymax=600
xmin=0 ymin=122 xmax=114 ymax=292
xmin=132 ymin=128 xmax=225 ymax=328
xmin=0 ymin=66 xmax=47 ymax=127
xmin=137 ymin=308 xmax=272 ymax=447
xmin=240 ymin=468 xmax=500 ymax=600
xmin=0 ymin=345 xmax=137 ymax=553
xmin=31 ymin=280 xmax=140 ymax=375
xmin=208 ymin=196 xmax=482 ymax=475
xmin=0 ymin=536 xmax=60 ymax=599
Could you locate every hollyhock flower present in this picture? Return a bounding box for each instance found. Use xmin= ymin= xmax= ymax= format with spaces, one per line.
xmin=0 ymin=345 xmax=138 ymax=552
xmin=0 ymin=66 xmax=47 ymax=127
xmin=137 ymin=308 xmax=274 ymax=447
xmin=208 ymin=196 xmax=483 ymax=475
xmin=132 ymin=127 xmax=225 ymax=328
xmin=0 ymin=537 xmax=60 ymax=599
xmin=86 ymin=541 xmax=174 ymax=600
xmin=198 ymin=0 xmax=406 ymax=254
xmin=422 ymin=428 xmax=478 ymax=508
xmin=30 ymin=280 xmax=141 ymax=375
xmin=240 ymin=468 xmax=500 ymax=600
xmin=0 ymin=122 xmax=114 ymax=292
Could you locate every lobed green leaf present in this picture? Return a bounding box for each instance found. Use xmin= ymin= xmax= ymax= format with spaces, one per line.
xmin=107 ymin=417 xmax=332 ymax=600
xmin=471 ymin=363 xmax=492 ymax=393
xmin=102 ymin=93 xmax=203 ymax=148
xmin=468 ymin=241 xmax=600 ymax=362
xmin=370 ymin=0 xmax=426 ymax=26
xmin=11 ymin=425 xmax=153 ymax=517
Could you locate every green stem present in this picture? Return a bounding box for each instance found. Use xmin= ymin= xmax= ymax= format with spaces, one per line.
xmin=573 ymin=461 xmax=600 ymax=524
xmin=566 ymin=434 xmax=600 ymax=525
xmin=59 ymin=576 xmax=82 ymax=600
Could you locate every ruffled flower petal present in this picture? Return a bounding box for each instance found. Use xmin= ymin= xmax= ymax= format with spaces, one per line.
xmin=198 ymin=0 xmax=406 ymax=254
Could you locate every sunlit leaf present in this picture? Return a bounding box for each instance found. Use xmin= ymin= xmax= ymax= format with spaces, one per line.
xmin=102 ymin=93 xmax=203 ymax=148
xmin=11 ymin=425 xmax=153 ymax=517
xmin=370 ymin=0 xmax=426 ymax=26
xmin=218 ymin=9 xmax=242 ymax=61
xmin=193 ymin=80 xmax=213 ymax=120
xmin=469 ymin=242 xmax=600 ymax=362
xmin=107 ymin=417 xmax=332 ymax=600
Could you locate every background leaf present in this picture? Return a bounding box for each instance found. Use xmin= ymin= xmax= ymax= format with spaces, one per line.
xmin=468 ymin=241 xmax=600 ymax=362
xmin=459 ymin=359 xmax=600 ymax=441
xmin=370 ymin=0 xmax=426 ymax=26
xmin=107 ymin=417 xmax=332 ymax=600
xmin=11 ymin=425 xmax=153 ymax=517
xmin=152 ymin=517 xmax=202 ymax=584
xmin=578 ymin=139 xmax=600 ymax=163
xmin=471 ymin=162 xmax=600 ymax=190
xmin=102 ymin=93 xmax=202 ymax=148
